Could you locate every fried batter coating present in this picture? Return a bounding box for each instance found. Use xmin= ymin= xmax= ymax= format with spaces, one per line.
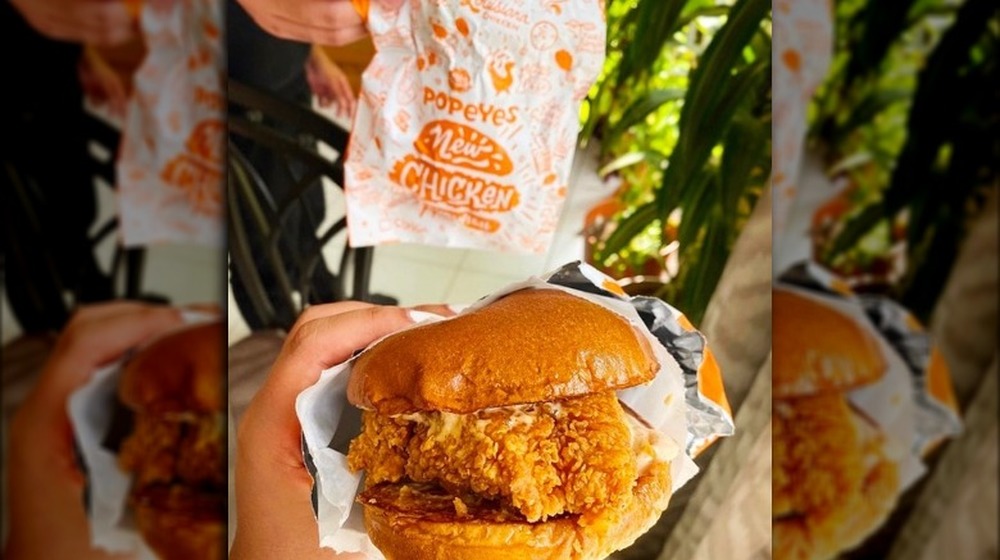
xmin=773 ymin=394 xmax=899 ymax=560
xmin=118 ymin=412 xmax=226 ymax=490
xmin=348 ymin=391 xmax=637 ymax=523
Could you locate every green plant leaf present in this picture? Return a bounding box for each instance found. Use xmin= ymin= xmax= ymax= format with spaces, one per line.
xmin=719 ymin=111 xmax=767 ymax=222
xmin=598 ymin=151 xmax=665 ymax=177
xmin=827 ymin=203 xmax=886 ymax=257
xmin=682 ymin=208 xmax=731 ymax=326
xmin=843 ymin=1 xmax=919 ymax=90
xmin=831 ymin=88 xmax=910 ymax=146
xmin=830 ymin=0 xmax=996 ymax=255
xmin=598 ymin=201 xmax=661 ymax=259
xmin=618 ymin=0 xmax=689 ymax=84
xmin=676 ymin=4 xmax=731 ymax=32
xmin=677 ymin=0 xmax=768 ymax=147
xmin=659 ymin=57 xmax=769 ymax=217
xmin=676 ymin=168 xmax=716 ymax=250
xmin=607 ymin=88 xmax=686 ymax=143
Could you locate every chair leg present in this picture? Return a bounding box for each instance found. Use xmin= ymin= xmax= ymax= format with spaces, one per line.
xmin=353 ymin=247 xmax=373 ymax=302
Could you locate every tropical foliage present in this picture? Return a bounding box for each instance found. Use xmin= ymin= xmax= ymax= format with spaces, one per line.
xmin=807 ymin=0 xmax=998 ymax=321
xmin=580 ymin=0 xmax=771 ymax=326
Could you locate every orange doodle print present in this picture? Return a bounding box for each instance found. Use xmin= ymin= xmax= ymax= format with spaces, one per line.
xmin=487 ymin=52 xmax=515 ymax=94
xmin=390 ymin=120 xmax=519 ymax=232
xmin=345 ymin=0 xmax=604 ymax=253
xmin=448 ymin=68 xmax=472 ymax=92
xmin=160 ymin=119 xmax=223 ymax=216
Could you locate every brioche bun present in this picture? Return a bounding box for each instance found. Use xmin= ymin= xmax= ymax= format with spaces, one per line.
xmin=348 ymin=289 xmax=658 ymax=414
xmin=773 ymin=288 xmax=885 ymax=398
xmin=118 ymin=320 xmax=224 ymax=414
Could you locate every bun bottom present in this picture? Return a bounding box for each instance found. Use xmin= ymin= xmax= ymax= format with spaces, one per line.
xmin=361 ymin=459 xmax=672 ymax=560
xmin=131 ymin=487 xmax=226 ymax=560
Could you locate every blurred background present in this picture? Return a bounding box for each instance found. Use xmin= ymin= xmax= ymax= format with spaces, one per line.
xmin=2 ymin=0 xmax=225 ymax=555
xmin=774 ymin=0 xmax=998 ymax=558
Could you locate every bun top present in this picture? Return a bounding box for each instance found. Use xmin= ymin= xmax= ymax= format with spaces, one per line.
xmin=119 ymin=320 xmax=224 ymax=414
xmin=348 ymin=289 xmax=659 ymax=414
xmin=773 ymin=288 xmax=886 ymax=398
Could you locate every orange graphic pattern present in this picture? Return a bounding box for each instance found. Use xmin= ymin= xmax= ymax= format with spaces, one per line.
xmin=772 ymin=0 xmax=833 ymax=239
xmin=345 ymin=0 xmax=604 ymax=253
xmin=116 ymin=0 xmax=224 ymax=247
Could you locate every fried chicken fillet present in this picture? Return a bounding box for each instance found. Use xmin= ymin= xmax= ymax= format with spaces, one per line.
xmin=344 ymin=289 xmax=680 ymax=560
xmin=348 ymin=391 xmax=637 ymax=524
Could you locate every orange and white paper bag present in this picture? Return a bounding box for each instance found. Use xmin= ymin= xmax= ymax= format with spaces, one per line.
xmin=116 ymin=0 xmax=224 ymax=248
xmin=345 ymin=0 xmax=605 ymax=254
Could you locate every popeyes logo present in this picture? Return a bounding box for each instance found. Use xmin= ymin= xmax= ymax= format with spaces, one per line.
xmin=389 ymin=120 xmax=518 ymax=232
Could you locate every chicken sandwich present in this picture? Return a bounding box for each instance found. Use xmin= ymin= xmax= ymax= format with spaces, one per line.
xmin=346 ymin=289 xmax=679 ymax=560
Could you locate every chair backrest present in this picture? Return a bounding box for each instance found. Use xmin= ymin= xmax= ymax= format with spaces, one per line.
xmin=227 ymin=78 xmax=376 ymax=332
xmin=2 ymin=110 xmax=153 ymax=334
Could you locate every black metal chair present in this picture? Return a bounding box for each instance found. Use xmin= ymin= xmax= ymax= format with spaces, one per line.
xmin=2 ymin=110 xmax=155 ymax=334
xmin=227 ymin=78 xmax=392 ymax=333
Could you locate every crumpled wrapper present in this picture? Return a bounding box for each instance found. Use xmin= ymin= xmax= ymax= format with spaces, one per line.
xmin=116 ymin=0 xmax=224 ymax=248
xmin=67 ymin=310 xmax=218 ymax=557
xmin=771 ymin=0 xmax=833 ymax=243
xmin=344 ymin=0 xmax=604 ymax=254
xmin=777 ymin=261 xmax=963 ymax=489
xmin=295 ymin=261 xmax=735 ymax=556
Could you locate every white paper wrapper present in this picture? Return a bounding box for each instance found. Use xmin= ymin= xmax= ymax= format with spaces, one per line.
xmin=67 ymin=310 xmax=218 ymax=557
xmin=295 ymin=262 xmax=734 ymax=556
xmin=776 ymin=262 xmax=964 ymax=493
xmin=344 ymin=0 xmax=604 ymax=254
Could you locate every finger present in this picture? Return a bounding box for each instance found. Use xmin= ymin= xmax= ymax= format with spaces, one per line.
xmin=298 ymin=2 xmax=364 ymax=31
xmin=319 ymin=25 xmax=370 ymax=47
xmin=65 ymin=300 xmax=163 ymax=327
xmin=43 ymin=306 xmax=184 ymax=395
xmin=333 ymin=76 xmax=354 ymax=116
xmin=181 ymin=302 xmax=223 ymax=316
xmin=43 ymin=9 xmax=136 ymax=45
xmin=288 ymin=300 xmax=373 ymax=339
xmin=253 ymin=306 xmax=412 ymax=432
xmin=376 ymin=0 xmax=407 ymax=10
xmin=409 ymin=304 xmax=456 ymax=317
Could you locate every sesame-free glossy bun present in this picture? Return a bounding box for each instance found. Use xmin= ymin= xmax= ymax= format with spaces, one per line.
xmin=772 ymin=288 xmax=886 ymax=399
xmin=118 ymin=320 xmax=224 ymax=414
xmin=348 ymin=289 xmax=659 ymax=414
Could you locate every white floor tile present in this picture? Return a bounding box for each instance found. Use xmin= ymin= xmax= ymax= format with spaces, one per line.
xmin=544 ymin=230 xmax=588 ymax=273
xmin=368 ymin=256 xmax=458 ymax=306
xmin=375 ymin=244 xmax=469 ymax=268
xmin=142 ymin=244 xmax=223 ymax=306
xmin=460 ymin=247 xmax=548 ymax=278
xmin=443 ymin=270 xmax=526 ymax=306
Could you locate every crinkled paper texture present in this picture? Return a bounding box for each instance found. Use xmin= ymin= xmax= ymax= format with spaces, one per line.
xmin=345 ymin=0 xmax=604 ymax=254
xmin=295 ymin=261 xmax=735 ymax=556
xmin=116 ymin=0 xmax=224 ymax=248
xmin=772 ymin=0 xmax=833 ymax=239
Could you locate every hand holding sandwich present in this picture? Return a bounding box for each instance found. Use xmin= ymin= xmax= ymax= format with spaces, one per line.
xmin=231 ymin=302 xmax=449 ymax=559
xmin=5 ymin=302 xmax=183 ymax=560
